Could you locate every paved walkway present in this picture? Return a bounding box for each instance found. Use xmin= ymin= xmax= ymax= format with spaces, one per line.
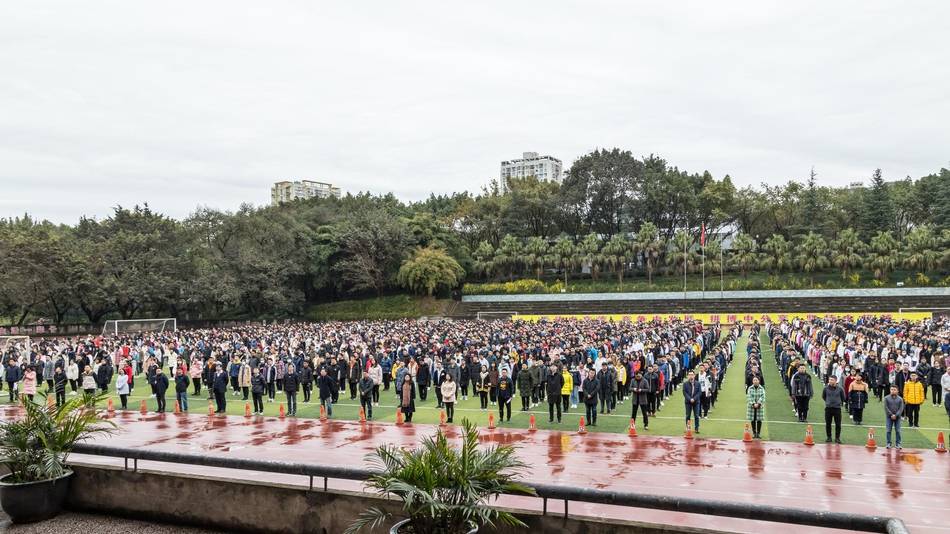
xmin=3 ymin=405 xmax=948 ymax=533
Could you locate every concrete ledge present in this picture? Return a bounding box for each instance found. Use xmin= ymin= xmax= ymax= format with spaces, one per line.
xmin=65 ymin=464 xmax=719 ymax=534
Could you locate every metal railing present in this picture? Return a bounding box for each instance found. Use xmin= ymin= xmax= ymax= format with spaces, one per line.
xmin=70 ymin=443 xmax=909 ymax=534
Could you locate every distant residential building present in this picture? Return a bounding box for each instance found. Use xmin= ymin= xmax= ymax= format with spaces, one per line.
xmin=499 ymin=151 xmax=563 ymax=191
xmin=271 ymin=180 xmax=341 ymax=204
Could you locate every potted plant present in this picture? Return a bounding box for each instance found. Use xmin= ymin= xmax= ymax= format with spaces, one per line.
xmin=0 ymin=393 xmax=115 ymax=523
xmin=345 ymin=419 xmax=536 ymax=534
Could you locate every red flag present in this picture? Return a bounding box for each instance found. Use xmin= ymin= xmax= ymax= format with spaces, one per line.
xmin=701 ymin=223 xmax=706 ymax=247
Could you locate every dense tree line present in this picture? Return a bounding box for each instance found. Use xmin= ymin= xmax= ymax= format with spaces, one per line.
xmin=1 ymin=149 xmax=948 ymax=324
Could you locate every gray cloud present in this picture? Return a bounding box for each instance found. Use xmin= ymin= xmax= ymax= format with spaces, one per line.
xmin=2 ymin=1 xmax=948 ymax=223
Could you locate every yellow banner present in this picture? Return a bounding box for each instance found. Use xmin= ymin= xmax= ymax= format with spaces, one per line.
xmin=517 ymin=311 xmax=933 ymax=323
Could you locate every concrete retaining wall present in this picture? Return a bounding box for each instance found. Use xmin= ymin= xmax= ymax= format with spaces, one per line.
xmin=65 ymin=464 xmax=716 ymax=534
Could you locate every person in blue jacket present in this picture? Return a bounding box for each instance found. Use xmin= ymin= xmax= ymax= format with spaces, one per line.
xmin=683 ymin=370 xmax=703 ymax=433
xmin=5 ymin=358 xmax=23 ymax=402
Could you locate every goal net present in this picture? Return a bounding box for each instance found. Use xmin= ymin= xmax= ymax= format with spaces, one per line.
xmin=0 ymin=336 xmax=31 ymax=363
xmin=102 ymin=318 xmax=178 ymax=336
xmin=476 ymin=311 xmax=519 ymax=321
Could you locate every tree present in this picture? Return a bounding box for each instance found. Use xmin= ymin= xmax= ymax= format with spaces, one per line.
xmin=729 ymin=233 xmax=758 ymax=278
xmin=601 ymin=233 xmax=632 ymax=288
xmin=579 ymin=233 xmax=604 ymax=280
xmin=494 ymin=235 xmax=523 ymax=281
xmin=796 ymin=232 xmax=830 ymax=286
xmin=865 ymin=231 xmax=900 ymax=281
xmin=666 ymin=230 xmax=698 ymax=276
xmin=549 ymin=236 xmax=576 ymax=286
xmin=335 ymin=210 xmax=411 ymax=297
xmin=633 ymin=222 xmax=663 ymax=285
xmin=830 ymin=228 xmax=865 ymax=279
xmin=759 ymin=234 xmax=793 ymax=275
xmin=397 ymin=247 xmax=465 ymax=297
xmin=471 ymin=241 xmax=496 ymax=280
xmin=560 ymin=149 xmax=643 ymax=236
xmin=522 ymin=236 xmax=549 ymax=280
xmin=903 ymin=225 xmax=939 ymax=273
xmin=859 ymin=169 xmax=895 ymax=238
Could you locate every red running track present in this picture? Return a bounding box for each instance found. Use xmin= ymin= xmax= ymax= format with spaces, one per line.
xmin=5 ymin=406 xmax=948 ymax=533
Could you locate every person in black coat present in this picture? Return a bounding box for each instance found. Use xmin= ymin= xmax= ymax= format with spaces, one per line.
xmin=5 ymin=359 xmax=23 ymax=402
xmin=581 ymin=369 xmax=600 ymax=426
xmin=153 ymin=368 xmax=170 ymax=413
xmin=397 ymin=373 xmax=417 ymax=422
xmin=53 ymin=367 xmax=67 ymax=407
xmin=250 ymin=368 xmax=266 ymax=415
xmin=546 ymin=364 xmax=565 ymax=423
xmin=317 ymin=367 xmax=337 ymax=417
xmin=416 ymin=361 xmax=431 ymax=402
xmin=283 ymin=364 xmax=299 ymax=416
xmin=299 ymin=361 xmax=314 ymax=403
xmin=497 ymin=368 xmax=514 ymax=423
xmin=630 ymin=371 xmax=651 ymax=429
xmin=175 ymin=368 xmax=190 ymax=412
xmin=212 ymin=364 xmax=228 ymax=414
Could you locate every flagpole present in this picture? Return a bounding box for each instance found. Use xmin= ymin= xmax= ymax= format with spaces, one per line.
xmin=683 ymin=219 xmax=688 ymax=301
xmin=720 ymin=245 xmax=724 ymax=299
xmin=701 ymin=224 xmax=706 ymax=298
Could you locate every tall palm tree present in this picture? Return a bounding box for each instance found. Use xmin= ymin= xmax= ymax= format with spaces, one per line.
xmin=494 ymin=234 xmax=523 ymax=281
xmin=666 ymin=230 xmax=698 ymax=276
xmin=903 ymin=225 xmax=938 ymax=273
xmin=729 ymin=233 xmax=758 ymax=278
xmin=550 ymin=236 xmax=576 ymax=286
xmin=830 ymin=228 xmax=865 ymax=279
xmin=601 ymin=233 xmax=632 ymax=288
xmin=796 ymin=232 xmax=830 ymax=287
xmin=759 ymin=234 xmax=793 ymax=275
xmin=472 ymin=241 xmax=496 ymax=280
xmin=941 ymin=229 xmax=950 ymax=269
xmin=633 ymin=222 xmax=663 ymax=285
xmin=522 ymin=236 xmax=549 ymax=280
xmin=865 ymin=231 xmax=900 ymax=281
xmin=579 ymin=233 xmax=604 ymax=281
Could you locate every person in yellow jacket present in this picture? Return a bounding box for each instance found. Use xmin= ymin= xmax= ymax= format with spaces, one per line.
xmin=902 ymin=372 xmax=925 ymax=428
xmin=615 ymin=362 xmax=627 ymax=404
xmin=560 ymin=367 xmax=573 ymax=413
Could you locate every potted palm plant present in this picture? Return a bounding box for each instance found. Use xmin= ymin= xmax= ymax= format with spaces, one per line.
xmin=0 ymin=393 xmax=115 ymax=523
xmin=345 ymin=419 xmax=536 ymax=534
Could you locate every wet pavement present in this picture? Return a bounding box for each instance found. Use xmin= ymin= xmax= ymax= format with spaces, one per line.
xmin=4 ymin=406 xmax=947 ymax=533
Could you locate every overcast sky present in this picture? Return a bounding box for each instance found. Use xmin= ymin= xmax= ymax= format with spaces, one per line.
xmin=2 ymin=1 xmax=948 ymax=223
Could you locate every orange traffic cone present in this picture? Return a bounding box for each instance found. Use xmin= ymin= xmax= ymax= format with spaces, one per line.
xmin=107 ymin=398 xmax=115 ymax=413
xmin=865 ymin=427 xmax=877 ymax=450
xmin=360 ymin=406 xmax=367 ymax=423
xmin=439 ymin=410 xmax=446 ymax=426
xmin=578 ymin=416 xmax=588 ymax=435
xmin=47 ymin=394 xmax=55 ymax=408
xmin=684 ymin=420 xmax=694 ymax=440
xmin=936 ymin=432 xmax=947 ymax=454
xmin=528 ymin=414 xmax=537 ymax=432
xmin=743 ymin=423 xmax=753 ymax=443
xmin=320 ymin=404 xmax=328 ymax=421
xmin=245 ymin=402 xmax=252 ymax=417
xmin=174 ymin=401 xmax=181 ymax=414
xmin=628 ymin=418 xmax=638 ymax=437
xmin=396 ymin=408 xmax=404 ymax=425
xmin=803 ymin=424 xmax=815 ymax=446
xmin=208 ymin=400 xmax=214 ymax=416
xmin=488 ymin=413 xmax=496 ymax=429
xmin=140 ymin=399 xmax=148 ymax=414
xmin=278 ymin=403 xmax=286 ymax=418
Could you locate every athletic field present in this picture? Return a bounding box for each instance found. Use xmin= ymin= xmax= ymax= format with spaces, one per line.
xmin=13 ymin=331 xmax=948 ymax=448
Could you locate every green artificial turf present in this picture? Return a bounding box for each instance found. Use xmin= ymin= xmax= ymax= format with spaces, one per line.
xmin=11 ymin=331 xmax=949 ymax=448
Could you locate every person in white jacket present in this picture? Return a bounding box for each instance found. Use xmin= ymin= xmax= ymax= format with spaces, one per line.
xmin=368 ymin=363 xmax=382 ymax=406
xmin=66 ymin=359 xmax=80 ymax=395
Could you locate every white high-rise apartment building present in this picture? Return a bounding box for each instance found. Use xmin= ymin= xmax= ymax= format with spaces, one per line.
xmin=499 ymin=151 xmax=563 ymax=191
xmin=271 ymin=180 xmax=342 ymax=204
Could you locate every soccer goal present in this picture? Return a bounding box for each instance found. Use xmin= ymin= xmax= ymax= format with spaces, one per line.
xmin=101 ymin=318 xmax=178 ymax=336
xmin=0 ymin=336 xmax=30 ymax=362
xmin=476 ymin=311 xmax=519 ymax=321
